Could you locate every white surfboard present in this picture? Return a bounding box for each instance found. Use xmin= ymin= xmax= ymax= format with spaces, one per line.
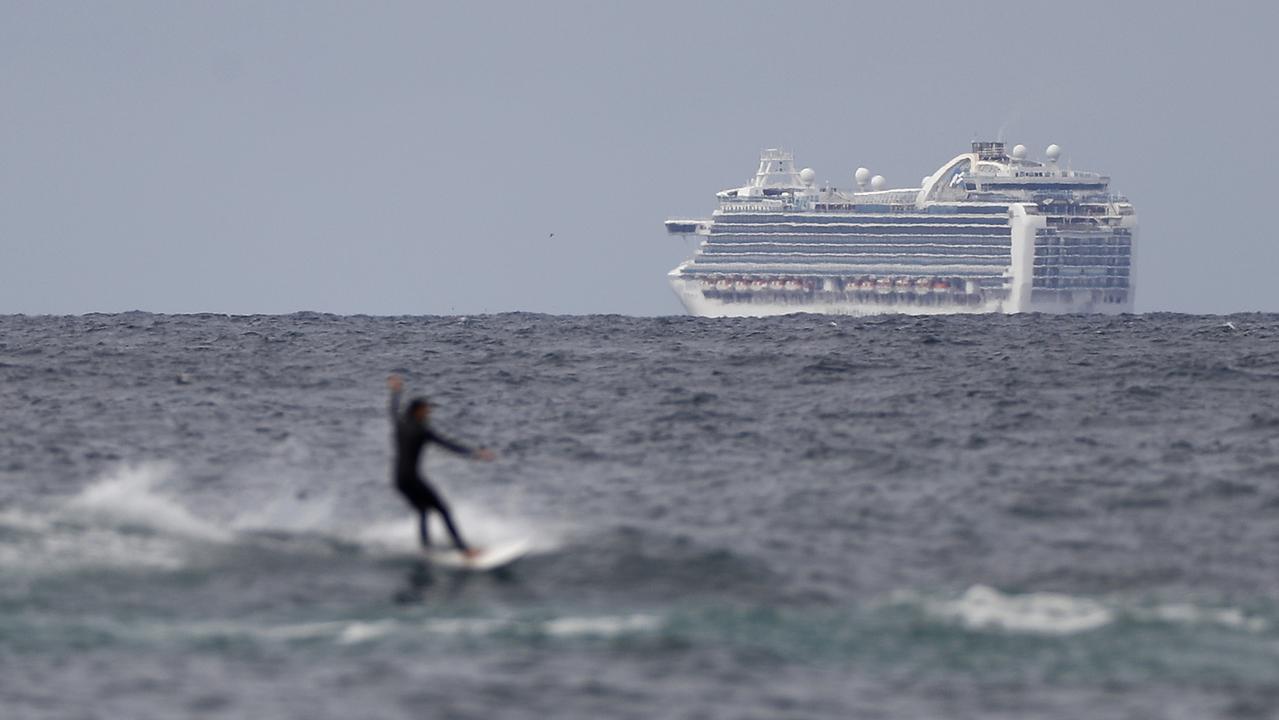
xmin=422 ymin=538 xmax=530 ymax=571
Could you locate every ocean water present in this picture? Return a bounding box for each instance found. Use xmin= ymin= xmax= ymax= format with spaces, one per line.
xmin=2 ymin=312 xmax=1279 ymax=719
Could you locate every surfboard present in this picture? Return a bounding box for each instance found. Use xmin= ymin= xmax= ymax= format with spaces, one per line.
xmin=422 ymin=538 xmax=530 ymax=571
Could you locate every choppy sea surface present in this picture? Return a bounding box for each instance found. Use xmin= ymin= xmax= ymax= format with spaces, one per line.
xmin=2 ymin=312 xmax=1279 ymax=719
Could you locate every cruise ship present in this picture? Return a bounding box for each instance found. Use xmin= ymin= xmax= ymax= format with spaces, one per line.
xmin=665 ymin=142 xmax=1136 ymax=316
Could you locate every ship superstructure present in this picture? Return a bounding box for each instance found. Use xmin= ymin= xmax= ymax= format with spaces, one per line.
xmin=665 ymin=142 xmax=1136 ymax=316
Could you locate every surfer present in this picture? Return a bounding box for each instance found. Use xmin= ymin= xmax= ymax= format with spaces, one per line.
xmin=387 ymin=374 xmax=495 ymax=558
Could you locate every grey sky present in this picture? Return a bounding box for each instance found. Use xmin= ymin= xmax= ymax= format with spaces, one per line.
xmin=3 ymin=1 xmax=1276 ymax=315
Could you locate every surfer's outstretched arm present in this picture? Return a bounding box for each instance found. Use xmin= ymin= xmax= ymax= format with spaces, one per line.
xmin=424 ymin=428 xmax=496 ymax=461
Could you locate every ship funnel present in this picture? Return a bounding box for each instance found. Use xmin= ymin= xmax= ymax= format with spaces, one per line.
xmin=972 ymin=141 xmax=1007 ymax=160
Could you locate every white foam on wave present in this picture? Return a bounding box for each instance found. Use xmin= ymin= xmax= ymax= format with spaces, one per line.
xmin=542 ymin=613 xmax=662 ymax=638
xmin=923 ymin=585 xmax=1114 ymax=635
xmin=354 ymin=517 xmax=423 ymax=553
xmin=354 ymin=499 xmax=565 ymax=557
xmin=202 ymin=618 xmax=401 ymax=645
xmin=904 ymin=585 xmax=1272 ymax=637
xmin=66 ymin=461 xmax=230 ymax=542
xmin=1137 ymin=603 xmax=1269 ymax=633
xmin=250 ymin=617 xmax=491 ymax=643
xmin=362 ymin=613 xmax=660 ymax=642
xmin=334 ymin=620 xmax=399 ymax=644
xmin=136 ymin=611 xmax=662 ymax=648
xmin=0 ymin=462 xmax=234 ymax=573
xmin=3 ymin=454 xmax=559 ymax=575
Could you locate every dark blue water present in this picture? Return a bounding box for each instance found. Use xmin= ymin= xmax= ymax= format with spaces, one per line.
xmin=3 ymin=312 xmax=1279 ymax=719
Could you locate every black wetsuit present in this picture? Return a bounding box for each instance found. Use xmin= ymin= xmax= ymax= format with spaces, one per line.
xmin=390 ymin=390 xmax=475 ymax=550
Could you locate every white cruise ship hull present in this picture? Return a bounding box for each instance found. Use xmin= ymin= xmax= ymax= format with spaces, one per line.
xmin=669 ymin=274 xmax=1133 ymax=318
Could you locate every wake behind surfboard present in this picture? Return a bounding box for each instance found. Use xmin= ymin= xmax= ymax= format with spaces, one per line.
xmin=422 ymin=538 xmax=530 ymax=571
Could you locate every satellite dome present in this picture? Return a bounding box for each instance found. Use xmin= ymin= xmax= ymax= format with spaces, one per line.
xmin=1011 ymin=144 xmax=1027 ymax=160
xmin=799 ymin=167 xmax=816 ymax=185
xmin=1046 ymin=144 xmax=1061 ymax=161
xmin=855 ymin=167 xmax=871 ymax=185
xmin=870 ymin=175 xmax=887 ymax=191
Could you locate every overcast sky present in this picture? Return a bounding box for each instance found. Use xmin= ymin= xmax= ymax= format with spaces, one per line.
xmin=3 ymin=2 xmax=1276 ymax=315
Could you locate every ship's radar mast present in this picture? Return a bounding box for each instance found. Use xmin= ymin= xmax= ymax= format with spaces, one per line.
xmin=752 ymin=149 xmax=806 ymax=189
